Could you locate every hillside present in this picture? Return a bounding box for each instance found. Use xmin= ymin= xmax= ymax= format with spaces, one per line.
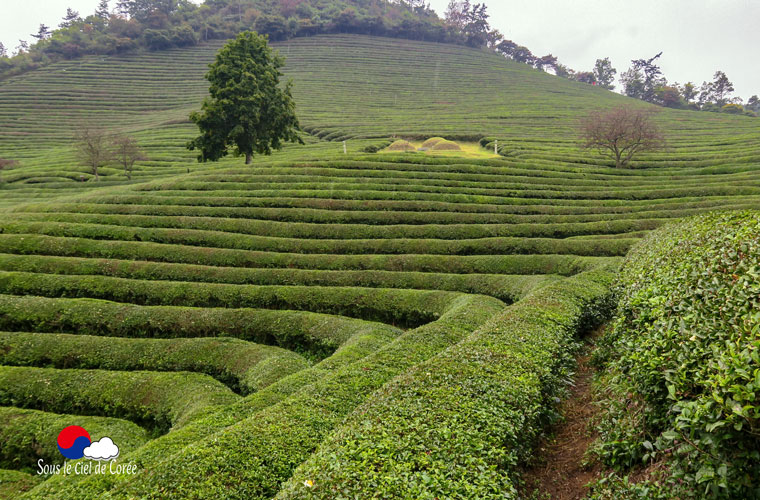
xmin=1 ymin=35 xmax=759 ymax=200
xmin=0 ymin=33 xmax=759 ymax=499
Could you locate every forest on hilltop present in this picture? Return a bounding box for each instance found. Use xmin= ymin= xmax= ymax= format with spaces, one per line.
xmin=0 ymin=0 xmax=458 ymax=78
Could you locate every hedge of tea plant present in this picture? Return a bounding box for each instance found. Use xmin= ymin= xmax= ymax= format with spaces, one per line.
xmin=0 ymin=332 xmax=307 ymax=394
xmin=592 ymin=211 xmax=760 ymax=498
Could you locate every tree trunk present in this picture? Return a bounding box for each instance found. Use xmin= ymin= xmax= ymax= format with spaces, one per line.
xmin=245 ymin=153 xmax=252 ymax=165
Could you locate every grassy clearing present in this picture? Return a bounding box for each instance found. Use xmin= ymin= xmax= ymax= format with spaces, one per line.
xmin=381 ymin=140 xmax=498 ymax=158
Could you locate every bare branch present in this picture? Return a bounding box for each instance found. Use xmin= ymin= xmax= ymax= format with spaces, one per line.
xmin=111 ymin=135 xmax=146 ymax=180
xmin=579 ymin=105 xmax=665 ymax=168
xmin=74 ymin=127 xmax=112 ymax=181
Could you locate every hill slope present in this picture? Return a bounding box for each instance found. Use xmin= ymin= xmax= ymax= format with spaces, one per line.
xmin=0 ymin=34 xmax=759 ymax=499
xmin=2 ymin=35 xmax=759 ymax=169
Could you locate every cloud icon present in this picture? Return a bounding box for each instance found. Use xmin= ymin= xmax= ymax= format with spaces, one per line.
xmin=82 ymin=437 xmax=119 ymax=461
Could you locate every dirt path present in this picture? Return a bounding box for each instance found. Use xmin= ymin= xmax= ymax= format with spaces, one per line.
xmin=519 ymin=347 xmax=602 ymax=499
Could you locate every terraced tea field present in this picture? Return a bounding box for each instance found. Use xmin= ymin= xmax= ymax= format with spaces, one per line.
xmin=1 ymin=33 xmax=759 ymax=499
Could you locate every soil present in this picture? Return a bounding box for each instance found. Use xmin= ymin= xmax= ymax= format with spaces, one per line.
xmin=519 ymin=345 xmax=602 ymax=499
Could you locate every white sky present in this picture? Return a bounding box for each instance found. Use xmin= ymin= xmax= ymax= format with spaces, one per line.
xmin=1 ymin=0 xmax=758 ymax=98
xmin=426 ymin=0 xmax=760 ymax=99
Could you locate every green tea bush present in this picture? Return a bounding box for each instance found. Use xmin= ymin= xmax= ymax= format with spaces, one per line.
xmin=0 ymin=469 xmax=41 ymax=497
xmin=0 ymin=233 xmax=618 ymax=274
xmin=0 ymin=366 xmax=239 ymax=432
xmin=16 ymin=199 xmax=760 ymax=225
xmin=276 ymin=268 xmax=615 ymax=499
xmin=592 ymin=211 xmax=760 ymax=498
xmin=32 ymin=295 xmax=506 ymax=499
xmin=0 ymin=332 xmax=307 ymax=394
xmin=0 ymin=253 xmax=555 ymax=303
xmin=0 ymin=294 xmax=390 ymax=359
xmin=0 ymin=272 xmax=462 ymax=327
xmin=6 ymin=211 xmax=665 ymax=240
xmin=0 ymin=220 xmax=636 ymax=256
xmin=24 ymin=316 xmax=405 ymax=499
xmin=0 ymin=407 xmax=148 ymax=470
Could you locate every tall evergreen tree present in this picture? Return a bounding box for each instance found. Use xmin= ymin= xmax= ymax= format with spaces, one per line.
xmin=95 ymin=0 xmax=110 ymax=19
xmin=31 ymin=25 xmax=52 ymax=41
xmin=59 ymin=8 xmax=81 ymax=29
xmin=187 ymin=31 xmax=302 ymax=165
xmin=627 ymin=52 xmax=665 ymax=103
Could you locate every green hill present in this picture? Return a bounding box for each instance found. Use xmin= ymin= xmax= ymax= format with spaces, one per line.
xmin=0 ymin=34 xmax=758 ymax=499
xmin=1 ymin=35 xmax=758 ymax=198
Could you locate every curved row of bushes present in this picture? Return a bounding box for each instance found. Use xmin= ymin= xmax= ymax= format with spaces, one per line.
xmin=8 ymin=211 xmax=666 ymax=240
xmin=0 ymin=220 xmax=636 ymax=256
xmin=0 ymin=294 xmax=394 ymax=359
xmin=0 ymin=234 xmax=620 ymax=274
xmin=0 ymin=332 xmax=307 ymax=395
xmin=15 ymin=199 xmax=760 ymax=225
xmin=276 ymin=268 xmax=615 ymax=499
xmin=124 ymin=177 xmax=760 ymax=200
xmin=144 ymin=156 xmax=758 ymax=179
xmin=145 ymin=163 xmax=760 ymax=186
xmin=70 ymin=193 xmax=760 ymax=215
xmin=0 ymin=367 xmax=239 ymax=432
xmin=591 ymin=211 xmax=760 ymax=498
xmin=26 ymin=313 xmax=405 ymax=497
xmin=27 ymin=294 xmax=507 ymax=499
xmin=0 ymin=254 xmax=553 ymax=304
xmin=137 ymin=160 xmax=760 ymax=185
xmin=118 ymin=183 xmax=760 ymax=202
xmin=0 ymin=406 xmax=148 ymax=471
xmin=0 ymin=272 xmax=463 ymax=327
xmin=111 ymin=176 xmax=759 ymax=198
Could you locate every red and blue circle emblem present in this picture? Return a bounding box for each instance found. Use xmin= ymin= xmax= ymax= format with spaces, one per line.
xmin=57 ymin=425 xmax=91 ymax=460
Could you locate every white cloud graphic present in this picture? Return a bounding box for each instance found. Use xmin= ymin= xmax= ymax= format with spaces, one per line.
xmin=83 ymin=437 xmax=119 ymax=461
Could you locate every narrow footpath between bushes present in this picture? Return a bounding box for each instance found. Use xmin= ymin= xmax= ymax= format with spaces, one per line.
xmin=519 ymin=329 xmax=605 ymax=500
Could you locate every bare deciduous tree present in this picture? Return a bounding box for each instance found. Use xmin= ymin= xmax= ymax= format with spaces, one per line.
xmin=112 ymin=135 xmax=146 ymax=180
xmin=74 ymin=127 xmax=111 ymax=181
xmin=580 ymin=105 xmax=665 ymax=168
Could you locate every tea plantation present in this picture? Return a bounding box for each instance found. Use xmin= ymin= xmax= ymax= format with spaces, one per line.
xmin=0 ymin=34 xmax=758 ymax=499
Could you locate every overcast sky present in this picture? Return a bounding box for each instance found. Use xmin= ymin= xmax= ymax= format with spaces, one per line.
xmin=1 ymin=0 xmax=758 ymax=98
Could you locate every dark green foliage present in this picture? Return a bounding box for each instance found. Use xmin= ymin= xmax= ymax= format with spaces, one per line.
xmin=0 ymin=233 xmax=616 ymax=275
xmin=1 ymin=29 xmax=760 ymax=500
xmin=0 ymin=294 xmax=393 ymax=359
xmin=0 ymin=1 xmax=455 ymax=80
xmin=0 ymin=253 xmax=553 ymax=304
xmin=25 ymin=315 xmax=403 ymax=497
xmin=276 ymin=268 xmax=615 ymax=499
xmin=0 ymin=366 xmax=239 ymax=432
xmin=187 ymin=31 xmax=302 ymax=164
xmin=0 ymin=469 xmax=41 ymax=497
xmin=0 ymin=271 xmax=465 ymax=327
xmin=0 ymin=220 xmax=638 ymax=256
xmin=0 ymin=332 xmax=307 ymax=394
xmin=592 ymin=211 xmax=760 ymax=498
xmin=43 ymin=295 xmax=505 ymax=499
